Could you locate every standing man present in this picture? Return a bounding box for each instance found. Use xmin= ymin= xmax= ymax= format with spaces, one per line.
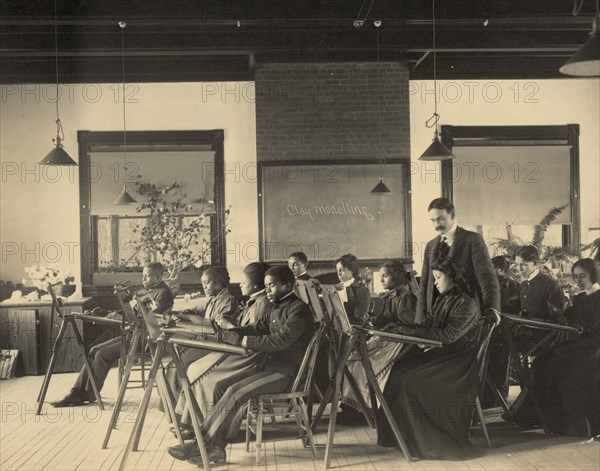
xmin=417 ymin=198 xmax=500 ymax=323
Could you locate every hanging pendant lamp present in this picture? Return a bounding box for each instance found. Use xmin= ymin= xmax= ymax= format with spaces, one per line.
xmin=40 ymin=0 xmax=77 ymax=166
xmin=113 ymin=21 xmax=137 ymax=206
xmin=370 ymin=20 xmax=392 ymax=194
xmin=560 ymin=9 xmax=600 ymax=77
xmin=418 ymin=0 xmax=455 ymax=161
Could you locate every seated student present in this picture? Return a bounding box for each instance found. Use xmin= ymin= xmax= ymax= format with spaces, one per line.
xmin=506 ymin=258 xmax=600 ymax=435
xmin=51 ymin=262 xmax=174 ymax=407
xmin=335 ymin=253 xmax=371 ymax=325
xmin=166 ymin=266 xmax=240 ymax=399
xmin=174 ymin=262 xmax=273 ymax=436
xmin=492 ymin=255 xmax=520 ymax=314
xmin=288 ymin=251 xmax=312 ymax=280
xmin=377 ymin=258 xmax=482 ymax=460
xmin=167 ymin=266 xmax=314 ymax=465
xmin=339 ymin=260 xmax=416 ymax=424
xmin=513 ymin=245 xmax=566 ymax=353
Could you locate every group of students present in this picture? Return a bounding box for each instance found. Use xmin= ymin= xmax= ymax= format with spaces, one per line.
xmin=50 ymin=197 xmax=599 ymax=465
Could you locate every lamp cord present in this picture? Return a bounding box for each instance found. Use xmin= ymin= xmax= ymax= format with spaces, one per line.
xmin=425 ymin=0 xmax=440 ymax=133
xmin=53 ymin=0 xmax=64 ymax=145
xmin=120 ymin=22 xmax=127 ymax=172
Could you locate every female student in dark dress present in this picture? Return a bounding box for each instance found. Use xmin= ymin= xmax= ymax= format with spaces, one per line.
xmin=334 ymin=253 xmax=371 ymax=325
xmin=339 ymin=260 xmax=416 ymax=422
xmin=377 ymin=258 xmax=482 ymax=460
xmin=512 ymin=258 xmax=600 ymax=435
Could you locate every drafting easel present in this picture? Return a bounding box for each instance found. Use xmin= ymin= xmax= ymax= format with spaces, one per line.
xmin=118 ymin=293 xmax=246 ymax=471
xmin=36 ymin=283 xmax=128 ymax=415
xmin=314 ymin=285 xmax=442 ymax=467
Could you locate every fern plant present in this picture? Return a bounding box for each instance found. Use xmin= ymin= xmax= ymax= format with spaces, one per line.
xmin=531 ymin=204 xmax=568 ymax=251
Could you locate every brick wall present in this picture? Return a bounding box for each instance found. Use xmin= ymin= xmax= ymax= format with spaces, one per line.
xmin=255 ymin=62 xmax=410 ymax=162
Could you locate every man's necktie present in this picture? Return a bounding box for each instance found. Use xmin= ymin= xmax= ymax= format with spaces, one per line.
xmin=437 ymin=236 xmax=450 ymax=259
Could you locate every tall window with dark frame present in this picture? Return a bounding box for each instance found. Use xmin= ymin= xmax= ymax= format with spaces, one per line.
xmin=78 ymin=130 xmax=226 ymax=286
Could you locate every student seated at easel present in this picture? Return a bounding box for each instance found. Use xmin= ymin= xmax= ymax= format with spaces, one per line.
xmin=513 ymin=245 xmax=566 ymax=353
xmin=338 ymin=260 xmax=416 ymax=424
xmin=334 ymin=254 xmax=371 ymax=325
xmin=51 ymin=262 xmax=173 ymax=407
xmin=172 ymin=262 xmax=273 ymax=439
xmin=167 ymin=266 xmax=314 ymax=466
xmin=288 ymin=251 xmax=313 ymax=281
xmin=165 ymin=267 xmax=240 ymax=400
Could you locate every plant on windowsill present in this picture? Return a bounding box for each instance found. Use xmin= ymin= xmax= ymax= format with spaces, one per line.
xmin=127 ymin=177 xmax=231 ymax=293
xmin=492 ymin=204 xmax=580 ymax=284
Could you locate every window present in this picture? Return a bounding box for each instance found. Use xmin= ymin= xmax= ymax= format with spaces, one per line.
xmin=439 ymin=125 xmax=580 ymax=257
xmin=78 ymin=130 xmax=225 ymax=286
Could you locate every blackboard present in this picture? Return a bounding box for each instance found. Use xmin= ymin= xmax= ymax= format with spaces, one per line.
xmin=258 ymin=160 xmax=411 ymax=262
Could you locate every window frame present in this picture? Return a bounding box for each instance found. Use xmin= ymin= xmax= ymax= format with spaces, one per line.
xmin=439 ymin=124 xmax=580 ymax=249
xmin=78 ymin=130 xmax=225 ymax=286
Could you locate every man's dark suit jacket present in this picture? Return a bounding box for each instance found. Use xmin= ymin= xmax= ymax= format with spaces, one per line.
xmin=232 ymin=294 xmax=314 ymax=377
xmin=416 ymin=226 xmax=500 ymax=323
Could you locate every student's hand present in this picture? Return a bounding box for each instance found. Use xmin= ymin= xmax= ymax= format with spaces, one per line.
xmin=106 ymin=311 xmax=123 ymax=321
xmin=216 ymin=330 xmax=241 ymax=346
xmin=148 ymin=299 xmax=158 ymax=312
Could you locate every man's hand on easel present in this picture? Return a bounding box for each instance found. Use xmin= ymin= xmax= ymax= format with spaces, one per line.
xmin=106 ymin=311 xmax=123 ymax=321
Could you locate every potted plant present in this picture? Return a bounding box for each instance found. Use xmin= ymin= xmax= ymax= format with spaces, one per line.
xmin=129 ymin=178 xmax=231 ymax=293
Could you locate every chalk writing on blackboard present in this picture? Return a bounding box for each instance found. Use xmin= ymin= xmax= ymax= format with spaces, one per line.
xmin=286 ymin=202 xmax=375 ymax=221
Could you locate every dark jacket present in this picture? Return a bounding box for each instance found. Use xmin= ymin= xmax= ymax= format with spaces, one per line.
xmin=239 ymin=291 xmax=273 ymax=326
xmin=417 ymin=226 xmax=500 ymax=323
xmin=146 ymin=280 xmax=174 ymax=314
xmin=519 ymin=272 xmax=565 ymax=321
xmin=371 ymin=285 xmax=416 ymax=329
xmin=396 ymin=287 xmax=479 ymax=346
xmin=232 ymin=293 xmax=314 ymax=377
xmin=296 ymin=273 xmax=313 ymax=281
xmin=343 ymin=281 xmax=371 ymax=325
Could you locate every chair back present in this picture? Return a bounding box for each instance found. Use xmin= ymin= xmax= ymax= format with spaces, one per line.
xmin=476 ymin=309 xmax=501 ymax=393
xmin=288 ymin=322 xmax=327 ymax=394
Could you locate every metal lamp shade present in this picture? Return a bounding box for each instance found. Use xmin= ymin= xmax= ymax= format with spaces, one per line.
xmin=370 ymin=177 xmax=392 ymax=194
xmin=40 ymin=143 xmax=77 ymax=165
xmin=559 ymin=29 xmax=600 ymax=77
xmin=112 ymin=186 xmax=137 ymax=205
xmin=418 ymin=136 xmax=455 ymax=161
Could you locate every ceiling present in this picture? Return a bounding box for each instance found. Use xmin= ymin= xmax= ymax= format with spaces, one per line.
xmin=1 ymin=0 xmax=597 ymax=83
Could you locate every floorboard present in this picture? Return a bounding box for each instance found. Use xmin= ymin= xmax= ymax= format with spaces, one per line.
xmin=0 ymin=372 xmax=598 ymax=471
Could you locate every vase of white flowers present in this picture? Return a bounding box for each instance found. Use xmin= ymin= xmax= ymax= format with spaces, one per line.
xmin=23 ymin=264 xmax=75 ymax=298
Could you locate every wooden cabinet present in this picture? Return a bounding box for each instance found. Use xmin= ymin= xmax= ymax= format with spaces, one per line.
xmin=0 ymin=298 xmax=94 ymax=375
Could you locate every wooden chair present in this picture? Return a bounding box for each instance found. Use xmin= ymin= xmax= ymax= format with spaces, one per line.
xmin=470 ymin=309 xmax=501 ymax=447
xmin=36 ymin=283 xmax=130 ymax=415
xmin=245 ymin=322 xmax=326 ymax=465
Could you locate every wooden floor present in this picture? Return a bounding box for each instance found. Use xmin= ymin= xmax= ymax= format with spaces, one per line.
xmin=1 ymin=371 xmax=598 ymax=471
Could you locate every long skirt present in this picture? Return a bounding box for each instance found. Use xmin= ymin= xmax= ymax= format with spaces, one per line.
xmin=509 ymin=335 xmax=600 ymax=436
xmin=341 ymin=338 xmax=406 ymax=417
xmin=377 ymin=342 xmax=482 ymax=460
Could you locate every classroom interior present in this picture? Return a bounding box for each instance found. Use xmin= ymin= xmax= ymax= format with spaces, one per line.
xmin=1 ymin=1 xmax=600 ymax=470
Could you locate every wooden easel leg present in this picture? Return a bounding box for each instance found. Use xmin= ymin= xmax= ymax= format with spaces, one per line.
xmin=102 ymin=328 xmax=141 ymax=449
xmin=358 ymin=332 xmax=417 ymax=462
xmin=118 ymin=340 xmax=164 ymax=471
xmin=165 ymin=343 xmax=211 ymax=471
xmin=343 ymin=366 xmax=375 ymax=428
xmin=36 ymin=317 xmax=69 ymax=415
xmin=71 ymin=319 xmax=104 ymax=410
xmin=476 ymin=397 xmax=492 ymax=448
xmin=156 ymin=367 xmax=184 ymax=445
xmin=502 ymin=322 xmax=550 ymax=434
xmin=323 ymin=333 xmax=357 ymax=469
